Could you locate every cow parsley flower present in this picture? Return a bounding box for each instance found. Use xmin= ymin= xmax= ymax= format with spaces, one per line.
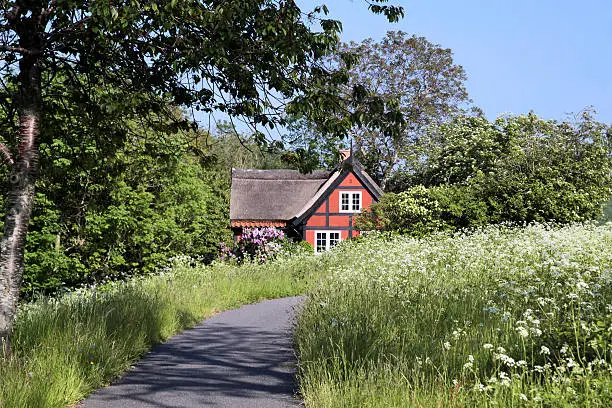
xmin=516 ymin=326 xmax=529 ymax=338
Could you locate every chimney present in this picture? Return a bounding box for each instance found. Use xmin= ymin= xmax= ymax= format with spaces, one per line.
xmin=339 ymin=149 xmax=351 ymax=160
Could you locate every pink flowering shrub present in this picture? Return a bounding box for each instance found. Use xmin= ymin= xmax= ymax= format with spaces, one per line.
xmin=219 ymin=227 xmax=286 ymax=264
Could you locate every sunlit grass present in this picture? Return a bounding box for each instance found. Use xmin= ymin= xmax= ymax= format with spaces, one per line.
xmin=4 ymin=224 xmax=610 ymax=407
xmin=0 ymin=254 xmax=321 ymax=408
xmin=296 ymin=223 xmax=612 ymax=407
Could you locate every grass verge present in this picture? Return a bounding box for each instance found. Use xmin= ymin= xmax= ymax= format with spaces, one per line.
xmin=0 ymin=254 xmax=320 ymax=408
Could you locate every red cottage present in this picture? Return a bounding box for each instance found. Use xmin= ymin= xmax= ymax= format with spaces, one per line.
xmin=230 ymin=153 xmax=383 ymax=252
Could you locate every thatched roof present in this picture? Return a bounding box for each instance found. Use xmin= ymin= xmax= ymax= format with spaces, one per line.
xmin=230 ymin=169 xmax=331 ymax=223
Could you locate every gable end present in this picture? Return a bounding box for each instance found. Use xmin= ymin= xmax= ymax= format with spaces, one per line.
xmin=290 ymin=166 xmax=381 ymax=227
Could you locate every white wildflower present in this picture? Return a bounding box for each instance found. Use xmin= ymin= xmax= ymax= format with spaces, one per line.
xmin=499 ymin=371 xmax=511 ymax=386
xmin=516 ymin=326 xmax=529 ymax=338
xmin=530 ymin=327 xmax=542 ymax=336
xmin=473 ymin=383 xmax=486 ymax=392
xmin=576 ymin=281 xmax=589 ymax=290
xmin=495 ymin=353 xmax=516 ymax=367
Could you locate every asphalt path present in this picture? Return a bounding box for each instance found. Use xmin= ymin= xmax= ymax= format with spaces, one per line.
xmin=81 ymin=296 xmax=305 ymax=408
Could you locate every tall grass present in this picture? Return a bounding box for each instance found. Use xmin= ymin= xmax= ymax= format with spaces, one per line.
xmin=0 ymin=254 xmax=321 ymax=408
xmin=296 ymin=224 xmax=612 ymax=407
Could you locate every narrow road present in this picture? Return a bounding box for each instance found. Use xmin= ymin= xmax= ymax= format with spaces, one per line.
xmin=81 ymin=296 xmax=304 ymax=408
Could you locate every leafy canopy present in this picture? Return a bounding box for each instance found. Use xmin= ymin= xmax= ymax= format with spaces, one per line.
xmin=1 ymin=0 xmax=404 ymax=136
xmin=359 ymin=112 xmax=612 ymax=235
xmin=283 ymin=31 xmax=470 ymax=186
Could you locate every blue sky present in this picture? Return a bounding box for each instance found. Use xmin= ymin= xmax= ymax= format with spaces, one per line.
xmin=296 ymin=0 xmax=612 ymax=124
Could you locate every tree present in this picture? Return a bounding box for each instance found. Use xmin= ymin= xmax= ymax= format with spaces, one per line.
xmin=0 ymin=80 xmax=232 ymax=296
xmin=0 ymin=0 xmax=404 ymax=356
xmin=282 ymin=31 xmax=471 ymax=188
xmin=341 ymin=31 xmax=470 ymax=188
xmin=370 ymin=112 xmax=612 ymax=235
xmin=207 ymin=121 xmax=289 ymax=178
xmin=280 ymin=115 xmax=349 ymax=172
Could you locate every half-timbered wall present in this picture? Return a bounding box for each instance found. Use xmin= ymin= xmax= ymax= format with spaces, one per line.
xmin=303 ymin=172 xmax=374 ymax=251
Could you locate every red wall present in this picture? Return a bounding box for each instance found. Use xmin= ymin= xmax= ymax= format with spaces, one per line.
xmin=303 ymin=171 xmax=377 ymax=249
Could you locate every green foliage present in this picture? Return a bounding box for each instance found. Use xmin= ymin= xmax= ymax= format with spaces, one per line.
xmin=278 ymin=239 xmax=315 ymax=259
xmin=356 ymin=186 xmax=443 ymax=236
xmin=601 ymin=198 xmax=612 ymax=222
xmin=280 ymin=115 xmax=348 ymax=172
xmin=2 ymin=0 xmax=405 ymax=149
xmin=356 ymin=185 xmax=488 ymax=236
xmin=381 ymin=112 xmax=612 ymax=232
xmin=6 ymin=106 xmax=233 ymax=295
xmin=293 ymin=240 xmax=315 ymax=255
xmin=206 ymin=122 xmax=290 ymax=178
xmin=428 ymin=184 xmax=490 ymax=228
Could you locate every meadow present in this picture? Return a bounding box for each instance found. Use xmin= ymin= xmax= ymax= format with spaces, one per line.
xmin=0 ymin=255 xmax=320 ymax=408
xmin=2 ymin=223 xmax=610 ymax=407
xmin=295 ymin=223 xmax=612 ymax=407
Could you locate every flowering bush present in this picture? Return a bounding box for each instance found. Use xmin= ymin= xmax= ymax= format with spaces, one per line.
xmin=219 ymin=227 xmax=286 ymax=264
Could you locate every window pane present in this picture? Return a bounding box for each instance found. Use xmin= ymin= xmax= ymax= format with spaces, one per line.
xmin=352 ymin=193 xmax=361 ymax=211
xmin=329 ymin=232 xmax=340 ymax=248
xmin=341 ymin=193 xmax=350 ymax=211
xmin=316 ymin=232 xmax=327 ymax=252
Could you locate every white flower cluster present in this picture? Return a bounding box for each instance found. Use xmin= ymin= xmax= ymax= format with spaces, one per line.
xmin=309 ymin=222 xmax=612 ymax=405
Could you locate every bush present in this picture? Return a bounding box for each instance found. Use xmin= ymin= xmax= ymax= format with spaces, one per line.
xmin=219 ymin=227 xmax=286 ymax=264
xmin=281 ymin=239 xmax=315 ymax=256
xmin=355 ymin=185 xmax=488 ymax=236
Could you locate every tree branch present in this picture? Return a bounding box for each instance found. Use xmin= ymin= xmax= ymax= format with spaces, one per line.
xmin=0 ymin=44 xmax=40 ymax=55
xmin=6 ymin=4 xmax=20 ymax=26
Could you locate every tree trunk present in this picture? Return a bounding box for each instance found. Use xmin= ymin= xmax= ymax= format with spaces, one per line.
xmin=0 ymin=26 xmax=42 ymax=358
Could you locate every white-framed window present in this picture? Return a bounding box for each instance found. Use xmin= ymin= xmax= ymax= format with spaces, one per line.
xmin=315 ymin=231 xmax=342 ymax=253
xmin=339 ymin=191 xmax=362 ymax=212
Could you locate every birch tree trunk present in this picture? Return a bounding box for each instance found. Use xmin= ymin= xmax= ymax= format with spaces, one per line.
xmin=0 ymin=16 xmax=42 ymax=358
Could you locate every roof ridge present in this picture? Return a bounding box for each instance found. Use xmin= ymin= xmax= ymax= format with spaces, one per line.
xmin=232 ymin=168 xmax=331 ymax=181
